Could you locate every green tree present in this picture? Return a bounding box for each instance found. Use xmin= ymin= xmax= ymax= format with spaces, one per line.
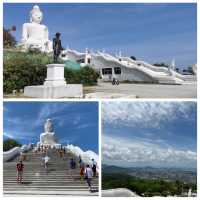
xmin=187 ymin=66 xmax=195 ymax=75
xmin=130 ymin=56 xmax=136 ymax=61
xmin=3 ymin=139 xmax=21 ymax=151
xmin=3 ymin=27 xmax=17 ymax=48
xmin=3 ymin=51 xmax=49 ymax=93
xmin=153 ymin=62 xmax=169 ymax=68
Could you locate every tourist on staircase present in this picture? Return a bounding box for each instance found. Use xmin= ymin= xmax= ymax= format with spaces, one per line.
xmin=69 ymin=158 xmax=76 ymax=179
xmin=59 ymin=149 xmax=63 ymax=158
xmin=84 ymin=164 xmax=93 ymax=192
xmin=16 ymin=160 xmax=24 ymax=184
xmin=78 ymin=155 xmax=82 ymax=167
xmin=43 ymin=154 xmax=50 ymax=169
xmin=91 ymin=158 xmax=97 ymax=177
xmin=20 ymin=151 xmax=27 ymax=161
xmin=80 ymin=162 xmax=85 ymax=180
xmin=70 ymin=158 xmax=76 ymax=169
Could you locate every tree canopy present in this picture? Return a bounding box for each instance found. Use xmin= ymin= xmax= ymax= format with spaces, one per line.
xmin=3 ymin=27 xmax=17 ymax=48
xmin=153 ymin=62 xmax=169 ymax=68
xmin=3 ymin=139 xmax=21 ymax=151
xmin=130 ymin=56 xmax=136 ymax=61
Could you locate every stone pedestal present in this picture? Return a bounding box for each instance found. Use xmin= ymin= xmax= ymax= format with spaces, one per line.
xmin=24 ymin=64 xmax=83 ymax=98
xmin=44 ymin=64 xmax=66 ymax=86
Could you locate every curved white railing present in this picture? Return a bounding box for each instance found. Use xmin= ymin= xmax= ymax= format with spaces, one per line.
xmin=3 ymin=144 xmax=32 ymax=162
xmin=3 ymin=147 xmax=21 ymax=162
xmin=66 ymin=144 xmax=99 ymax=173
xmin=120 ymin=56 xmax=196 ymax=82
xmin=102 ymin=188 xmax=139 ymax=197
xmin=61 ymin=49 xmax=85 ymax=61
xmin=91 ymin=52 xmax=185 ymax=84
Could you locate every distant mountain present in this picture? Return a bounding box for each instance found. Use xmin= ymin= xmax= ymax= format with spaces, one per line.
xmin=102 ymin=164 xmax=196 ymax=172
xmin=102 ymin=164 xmax=197 ymax=184
xmin=102 ymin=164 xmax=128 ymax=173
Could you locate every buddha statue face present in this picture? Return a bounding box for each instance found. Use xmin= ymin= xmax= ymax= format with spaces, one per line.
xmin=44 ymin=119 xmax=54 ymax=133
xmin=30 ymin=5 xmax=43 ymax=24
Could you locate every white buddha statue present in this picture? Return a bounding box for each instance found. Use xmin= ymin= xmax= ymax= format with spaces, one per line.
xmin=40 ymin=119 xmax=58 ymax=146
xmin=20 ymin=5 xmax=52 ymax=53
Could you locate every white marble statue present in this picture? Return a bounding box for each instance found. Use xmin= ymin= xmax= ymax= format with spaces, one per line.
xmin=44 ymin=118 xmax=54 ymax=132
xmin=19 ymin=5 xmax=52 ymax=53
xmin=40 ymin=119 xmax=58 ymax=146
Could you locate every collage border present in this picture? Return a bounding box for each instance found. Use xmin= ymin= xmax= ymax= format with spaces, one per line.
xmin=1 ymin=0 xmax=199 ymax=199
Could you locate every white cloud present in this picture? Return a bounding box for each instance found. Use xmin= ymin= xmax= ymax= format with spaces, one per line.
xmin=3 ymin=130 xmax=37 ymax=141
xmin=102 ymin=135 xmax=196 ymax=168
xmin=3 ymin=132 xmax=14 ymax=139
xmin=102 ymin=102 xmax=195 ymax=128
xmin=34 ymin=102 xmax=75 ymax=127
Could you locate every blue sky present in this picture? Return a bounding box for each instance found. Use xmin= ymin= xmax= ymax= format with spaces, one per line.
xmin=3 ymin=3 xmax=197 ymax=68
xmin=102 ymin=102 xmax=197 ymax=169
xmin=3 ymin=102 xmax=99 ymax=153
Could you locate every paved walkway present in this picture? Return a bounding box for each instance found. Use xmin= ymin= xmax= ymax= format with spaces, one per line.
xmin=84 ymin=82 xmax=197 ymax=99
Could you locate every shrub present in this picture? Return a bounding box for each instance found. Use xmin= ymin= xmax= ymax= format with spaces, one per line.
xmin=64 ymin=66 xmax=99 ymax=86
xmin=80 ymin=66 xmax=99 ymax=85
xmin=3 ymin=50 xmax=52 ymax=94
xmin=4 ymin=50 xmax=99 ymax=94
xmin=3 ymin=139 xmax=21 ymax=151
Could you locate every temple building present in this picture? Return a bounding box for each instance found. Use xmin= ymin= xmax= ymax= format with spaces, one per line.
xmin=61 ymin=49 xmax=197 ymax=84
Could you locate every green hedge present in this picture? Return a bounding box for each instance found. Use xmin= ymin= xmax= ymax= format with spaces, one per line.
xmin=64 ymin=66 xmax=99 ymax=85
xmin=3 ymin=50 xmax=99 ymax=94
xmin=3 ymin=51 xmax=51 ymax=94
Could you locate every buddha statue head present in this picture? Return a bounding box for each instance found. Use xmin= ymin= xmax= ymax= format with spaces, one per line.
xmin=30 ymin=5 xmax=43 ymax=24
xmin=44 ymin=119 xmax=54 ymax=133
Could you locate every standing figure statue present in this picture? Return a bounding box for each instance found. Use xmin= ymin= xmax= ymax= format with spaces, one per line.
xmin=53 ymin=32 xmax=63 ymax=63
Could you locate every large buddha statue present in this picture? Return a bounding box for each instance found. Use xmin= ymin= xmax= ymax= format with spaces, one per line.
xmin=40 ymin=119 xmax=58 ymax=146
xmin=20 ymin=5 xmax=53 ymax=53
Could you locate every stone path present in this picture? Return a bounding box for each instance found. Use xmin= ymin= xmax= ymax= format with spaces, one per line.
xmin=84 ymin=81 xmax=197 ymax=98
xmin=3 ymin=149 xmax=98 ymax=196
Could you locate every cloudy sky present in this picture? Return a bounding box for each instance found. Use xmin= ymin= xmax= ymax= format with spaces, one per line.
xmin=102 ymin=102 xmax=197 ymax=169
xmin=4 ymin=3 xmax=197 ymax=67
xmin=4 ymin=102 xmax=98 ymax=153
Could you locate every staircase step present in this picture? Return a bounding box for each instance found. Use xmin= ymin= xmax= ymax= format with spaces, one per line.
xmin=4 ymin=190 xmax=98 ymax=196
xmin=4 ymin=148 xmax=99 ymax=196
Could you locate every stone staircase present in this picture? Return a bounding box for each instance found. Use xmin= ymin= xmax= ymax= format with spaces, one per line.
xmin=3 ymin=148 xmax=98 ymax=196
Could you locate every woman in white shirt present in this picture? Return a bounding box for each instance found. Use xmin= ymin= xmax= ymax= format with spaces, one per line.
xmin=84 ymin=164 xmax=93 ymax=191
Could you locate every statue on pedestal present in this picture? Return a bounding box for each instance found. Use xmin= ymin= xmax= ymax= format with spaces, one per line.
xmin=19 ymin=5 xmax=52 ymax=53
xmin=40 ymin=119 xmax=58 ymax=146
xmin=53 ymin=32 xmax=63 ymax=63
